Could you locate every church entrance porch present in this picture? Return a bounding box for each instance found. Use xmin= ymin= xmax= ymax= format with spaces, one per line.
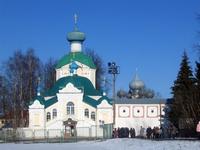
xmin=63 ymin=118 xmax=77 ymax=138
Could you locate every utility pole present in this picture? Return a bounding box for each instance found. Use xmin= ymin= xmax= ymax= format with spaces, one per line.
xmin=108 ymin=62 xmax=120 ymax=126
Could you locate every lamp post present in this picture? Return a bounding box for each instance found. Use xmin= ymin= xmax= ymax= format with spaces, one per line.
xmin=108 ymin=62 xmax=120 ymax=126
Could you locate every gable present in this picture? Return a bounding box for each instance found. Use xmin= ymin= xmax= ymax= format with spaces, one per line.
xmin=44 ymin=75 xmax=101 ymax=96
xmin=97 ymin=99 xmax=113 ymax=108
xmin=59 ymin=83 xmax=82 ymax=93
xmin=29 ymin=100 xmax=44 ymax=109
xmin=56 ymin=52 xmax=96 ymax=69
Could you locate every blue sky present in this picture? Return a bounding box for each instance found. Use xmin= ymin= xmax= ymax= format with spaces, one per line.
xmin=0 ymin=0 xmax=200 ymax=98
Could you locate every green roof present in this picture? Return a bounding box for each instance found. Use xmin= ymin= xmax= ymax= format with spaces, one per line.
xmin=83 ymin=95 xmax=112 ymax=108
xmin=56 ymin=52 xmax=96 ymax=69
xmin=45 ymin=96 xmax=58 ymax=108
xmin=30 ymin=94 xmax=112 ymax=109
xmin=29 ymin=96 xmax=45 ymax=106
xmin=30 ymin=76 xmax=112 ymax=108
xmin=44 ymin=75 xmax=101 ymax=97
xmin=29 ymin=96 xmax=58 ymax=109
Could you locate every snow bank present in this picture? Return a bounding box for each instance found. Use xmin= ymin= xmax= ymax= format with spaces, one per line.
xmin=0 ymin=138 xmax=200 ymax=150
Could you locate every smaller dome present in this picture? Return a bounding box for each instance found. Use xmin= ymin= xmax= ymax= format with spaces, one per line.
xmin=129 ymin=74 xmax=145 ymax=90
xmin=117 ymin=89 xmax=127 ymax=98
xmin=67 ymin=29 xmax=86 ymax=42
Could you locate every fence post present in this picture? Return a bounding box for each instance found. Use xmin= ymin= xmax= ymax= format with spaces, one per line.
xmin=4 ymin=130 xmax=6 ymax=143
xmin=75 ymin=128 xmax=77 ymax=142
xmin=89 ymin=127 xmax=92 ymax=140
xmin=60 ymin=130 xmax=62 ymax=143
xmin=46 ymin=129 xmax=49 ymax=143
xmin=32 ymin=130 xmax=35 ymax=142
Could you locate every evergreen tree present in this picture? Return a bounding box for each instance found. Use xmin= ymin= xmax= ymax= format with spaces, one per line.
xmin=195 ymin=61 xmax=200 ymax=90
xmin=194 ymin=61 xmax=200 ymax=123
xmin=169 ymin=51 xmax=196 ymax=132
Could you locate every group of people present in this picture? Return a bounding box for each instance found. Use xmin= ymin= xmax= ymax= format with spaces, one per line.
xmin=145 ymin=125 xmax=177 ymax=139
xmin=112 ymin=125 xmax=178 ymax=139
xmin=112 ymin=127 xmax=135 ymax=138
xmin=112 ymin=121 xmax=200 ymax=139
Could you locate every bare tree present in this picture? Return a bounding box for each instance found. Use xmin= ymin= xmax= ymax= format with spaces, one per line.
xmin=84 ymin=48 xmax=108 ymax=91
xmin=0 ymin=75 xmax=9 ymax=115
xmin=5 ymin=49 xmax=41 ymax=127
xmin=43 ymin=58 xmax=57 ymax=91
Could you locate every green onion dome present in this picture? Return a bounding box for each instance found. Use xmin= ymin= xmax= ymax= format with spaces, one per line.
xmin=67 ymin=28 xmax=86 ymax=42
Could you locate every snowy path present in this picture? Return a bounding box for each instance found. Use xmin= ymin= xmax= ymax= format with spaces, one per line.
xmin=0 ymin=138 xmax=200 ymax=150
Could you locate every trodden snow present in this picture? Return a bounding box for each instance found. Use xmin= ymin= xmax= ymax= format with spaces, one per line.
xmin=0 ymin=138 xmax=200 ymax=150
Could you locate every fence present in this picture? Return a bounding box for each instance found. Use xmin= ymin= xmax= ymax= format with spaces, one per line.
xmin=0 ymin=124 xmax=113 ymax=143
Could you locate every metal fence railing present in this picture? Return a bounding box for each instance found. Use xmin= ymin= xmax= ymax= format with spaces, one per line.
xmin=0 ymin=124 xmax=113 ymax=143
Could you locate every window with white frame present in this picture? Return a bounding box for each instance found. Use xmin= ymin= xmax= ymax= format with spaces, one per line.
xmin=53 ymin=109 xmax=57 ymax=119
xmin=85 ymin=109 xmax=89 ymax=118
xmin=91 ymin=112 xmax=95 ymax=121
xmin=67 ymin=102 xmax=74 ymax=115
xmin=47 ymin=112 xmax=51 ymax=121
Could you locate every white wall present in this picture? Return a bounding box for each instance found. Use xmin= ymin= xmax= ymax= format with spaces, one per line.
xmin=29 ymin=100 xmax=45 ymax=129
xmin=29 ymin=82 xmax=113 ymax=138
xmin=115 ymin=104 xmax=165 ymax=136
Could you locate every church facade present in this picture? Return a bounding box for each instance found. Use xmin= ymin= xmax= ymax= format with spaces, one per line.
xmin=28 ymin=20 xmax=167 ymax=138
xmin=28 ymin=23 xmax=113 ymax=136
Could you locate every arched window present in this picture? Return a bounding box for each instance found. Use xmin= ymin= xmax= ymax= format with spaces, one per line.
xmin=47 ymin=112 xmax=51 ymax=121
xmin=91 ymin=112 xmax=95 ymax=121
xmin=84 ymin=109 xmax=89 ymax=118
xmin=67 ymin=102 xmax=74 ymax=115
xmin=53 ymin=109 xmax=57 ymax=119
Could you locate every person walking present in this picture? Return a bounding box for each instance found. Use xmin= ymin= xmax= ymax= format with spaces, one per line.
xmin=196 ymin=121 xmax=200 ymax=139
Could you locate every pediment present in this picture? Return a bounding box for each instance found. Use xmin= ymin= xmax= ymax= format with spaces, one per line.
xmin=97 ymin=99 xmax=113 ymax=108
xmin=29 ymin=100 xmax=44 ymax=109
xmin=59 ymin=82 xmax=82 ymax=93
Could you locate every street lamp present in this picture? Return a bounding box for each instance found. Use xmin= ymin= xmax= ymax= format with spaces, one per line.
xmin=108 ymin=62 xmax=120 ymax=126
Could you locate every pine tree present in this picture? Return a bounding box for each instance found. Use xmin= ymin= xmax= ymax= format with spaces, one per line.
xmin=194 ymin=61 xmax=200 ymax=123
xmin=195 ymin=61 xmax=200 ymax=90
xmin=169 ymin=51 xmax=196 ymax=132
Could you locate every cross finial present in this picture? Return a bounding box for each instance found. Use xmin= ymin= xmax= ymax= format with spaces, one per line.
xmin=74 ymin=14 xmax=78 ymax=26
xmin=37 ymin=77 xmax=41 ymax=96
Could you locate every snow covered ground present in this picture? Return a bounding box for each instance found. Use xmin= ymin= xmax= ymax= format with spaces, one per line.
xmin=0 ymin=138 xmax=200 ymax=150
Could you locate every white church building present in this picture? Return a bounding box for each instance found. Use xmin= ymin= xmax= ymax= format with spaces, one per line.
xmin=28 ymin=19 xmax=167 ymax=138
xmin=28 ymin=21 xmax=113 ymax=137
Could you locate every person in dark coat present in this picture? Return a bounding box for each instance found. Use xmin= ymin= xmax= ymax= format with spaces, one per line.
xmin=112 ymin=128 xmax=118 ymax=138
xmin=130 ymin=128 xmax=136 ymax=138
xmin=146 ymin=127 xmax=152 ymax=139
